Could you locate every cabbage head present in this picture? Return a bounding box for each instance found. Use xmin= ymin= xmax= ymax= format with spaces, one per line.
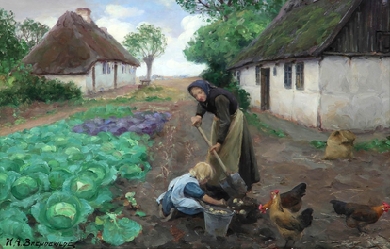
xmin=11 ymin=176 xmax=39 ymax=200
xmin=31 ymin=191 xmax=93 ymax=242
xmin=0 ymin=170 xmax=18 ymax=203
xmin=49 ymin=169 xmax=72 ymax=191
xmin=77 ymin=160 xmax=117 ymax=186
xmin=9 ymin=172 xmax=50 ymax=208
xmin=62 ymin=174 xmax=113 ymax=208
xmin=66 ymin=175 xmax=97 ymax=200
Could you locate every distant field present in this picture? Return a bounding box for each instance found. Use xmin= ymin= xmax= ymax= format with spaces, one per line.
xmin=152 ymin=76 xmax=201 ymax=92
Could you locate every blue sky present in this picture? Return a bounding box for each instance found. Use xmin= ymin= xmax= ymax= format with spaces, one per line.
xmin=1 ymin=0 xmax=207 ymax=76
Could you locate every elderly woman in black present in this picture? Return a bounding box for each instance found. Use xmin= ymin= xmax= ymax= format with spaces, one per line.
xmin=187 ymin=79 xmax=260 ymax=193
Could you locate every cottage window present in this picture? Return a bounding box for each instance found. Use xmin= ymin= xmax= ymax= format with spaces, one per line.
xmin=122 ymin=65 xmax=125 ymax=74
xmin=284 ymin=63 xmax=292 ymax=89
xmin=235 ymin=70 xmax=241 ymax=85
xmin=103 ymin=62 xmax=107 ymax=74
xmin=102 ymin=62 xmax=111 ymax=74
xmin=255 ymin=66 xmax=260 ymax=85
xmin=295 ymin=63 xmax=304 ymax=91
xmin=377 ymin=31 xmax=390 ymax=53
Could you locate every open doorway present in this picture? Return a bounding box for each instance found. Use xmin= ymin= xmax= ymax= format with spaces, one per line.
xmin=114 ymin=64 xmax=118 ymax=89
xmin=92 ymin=66 xmax=96 ymax=92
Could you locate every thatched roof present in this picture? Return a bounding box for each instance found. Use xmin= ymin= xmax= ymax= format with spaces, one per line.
xmin=23 ymin=11 xmax=140 ymax=75
xmin=228 ymin=0 xmax=362 ymax=70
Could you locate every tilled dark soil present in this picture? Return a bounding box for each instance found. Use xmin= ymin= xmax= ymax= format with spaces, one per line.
xmin=124 ymin=98 xmax=390 ymax=249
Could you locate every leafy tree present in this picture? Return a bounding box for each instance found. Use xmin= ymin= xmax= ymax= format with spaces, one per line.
xmin=184 ymin=9 xmax=271 ymax=86
xmin=0 ymin=8 xmax=27 ymax=74
xmin=182 ymin=0 xmax=286 ymax=86
xmin=175 ymin=0 xmax=264 ymax=21
xmin=123 ymin=24 xmax=167 ymax=81
xmin=16 ymin=18 xmax=49 ymax=50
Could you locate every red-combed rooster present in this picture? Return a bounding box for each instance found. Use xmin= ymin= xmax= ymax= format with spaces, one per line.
xmin=259 ymin=182 xmax=306 ymax=213
xmin=261 ymin=190 xmax=314 ymax=248
xmin=330 ymin=200 xmax=390 ymax=233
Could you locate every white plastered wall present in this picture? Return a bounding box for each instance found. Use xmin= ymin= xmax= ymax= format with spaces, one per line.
xmin=44 ymin=61 xmax=137 ymax=94
xmin=87 ymin=61 xmax=137 ymax=93
xmin=238 ymin=59 xmax=320 ymax=127
xmin=319 ymin=56 xmax=390 ymax=130
xmin=44 ymin=75 xmax=87 ymax=92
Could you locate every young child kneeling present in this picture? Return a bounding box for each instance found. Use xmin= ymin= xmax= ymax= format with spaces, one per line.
xmin=156 ymin=162 xmax=227 ymax=221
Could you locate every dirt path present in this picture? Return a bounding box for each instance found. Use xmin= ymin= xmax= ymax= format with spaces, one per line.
xmin=1 ymin=78 xmax=389 ymax=249
xmin=0 ymin=107 xmax=87 ymax=136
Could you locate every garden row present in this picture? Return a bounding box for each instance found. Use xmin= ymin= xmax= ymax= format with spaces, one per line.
xmin=0 ymin=105 xmax=171 ymax=247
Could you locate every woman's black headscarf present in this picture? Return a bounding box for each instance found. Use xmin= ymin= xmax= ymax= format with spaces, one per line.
xmin=187 ymin=80 xmax=211 ymax=98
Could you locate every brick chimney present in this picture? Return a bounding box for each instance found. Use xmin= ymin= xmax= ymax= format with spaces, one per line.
xmin=75 ymin=8 xmax=92 ymax=23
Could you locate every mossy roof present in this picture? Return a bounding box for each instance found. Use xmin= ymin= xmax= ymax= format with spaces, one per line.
xmin=23 ymin=11 xmax=140 ymax=75
xmin=228 ymin=0 xmax=362 ymax=70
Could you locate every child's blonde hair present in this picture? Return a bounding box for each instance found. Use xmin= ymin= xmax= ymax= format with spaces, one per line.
xmin=189 ymin=162 xmax=214 ymax=182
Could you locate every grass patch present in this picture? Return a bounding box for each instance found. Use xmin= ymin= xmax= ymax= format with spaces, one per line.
xmin=245 ymin=112 xmax=286 ymax=138
xmin=14 ymin=118 xmax=26 ymax=125
xmin=354 ymin=137 xmax=390 ymax=153
xmin=310 ymin=140 xmax=327 ymax=149
xmin=145 ymin=96 xmax=171 ymax=102
xmin=70 ymin=105 xmax=135 ymax=121
xmin=310 ymin=137 xmax=390 ymax=153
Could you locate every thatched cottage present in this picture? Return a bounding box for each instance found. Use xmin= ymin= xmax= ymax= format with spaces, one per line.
xmin=23 ymin=8 xmax=140 ymax=94
xmin=228 ymin=0 xmax=390 ymax=131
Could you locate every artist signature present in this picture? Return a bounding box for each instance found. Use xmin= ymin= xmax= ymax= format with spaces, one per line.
xmin=5 ymin=238 xmax=75 ymax=248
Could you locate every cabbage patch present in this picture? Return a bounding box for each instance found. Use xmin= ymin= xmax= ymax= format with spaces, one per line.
xmin=72 ymin=110 xmax=171 ymax=137
xmin=0 ymin=107 xmax=167 ymax=246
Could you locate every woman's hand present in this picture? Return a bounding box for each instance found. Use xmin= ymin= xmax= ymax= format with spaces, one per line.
xmin=191 ymin=115 xmax=202 ymax=127
xmin=209 ymin=142 xmax=221 ymax=154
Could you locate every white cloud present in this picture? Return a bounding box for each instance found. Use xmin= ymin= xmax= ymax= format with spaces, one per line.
xmin=34 ymin=16 xmax=58 ymax=29
xmin=138 ymin=57 xmax=204 ymax=76
xmin=105 ymin=5 xmax=144 ymax=19
xmin=95 ymin=17 xmax=136 ymax=43
xmin=155 ymin=0 xmax=176 ymax=7
xmin=181 ymin=15 xmax=206 ymax=38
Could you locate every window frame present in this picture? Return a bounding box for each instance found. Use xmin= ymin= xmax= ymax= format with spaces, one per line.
xmin=255 ymin=65 xmax=260 ymax=85
xmin=295 ymin=62 xmax=304 ymax=91
xmin=102 ymin=62 xmax=107 ymax=74
xmin=284 ymin=63 xmax=292 ymax=89
xmin=102 ymin=61 xmax=111 ymax=74
xmin=235 ymin=70 xmax=241 ymax=85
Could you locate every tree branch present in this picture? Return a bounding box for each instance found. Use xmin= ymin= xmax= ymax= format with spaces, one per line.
xmin=198 ymin=0 xmax=210 ymax=9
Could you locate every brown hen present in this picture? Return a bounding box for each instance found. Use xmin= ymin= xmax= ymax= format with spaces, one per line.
xmin=264 ymin=190 xmax=314 ymax=248
xmin=259 ymin=182 xmax=306 ymax=213
xmin=330 ymin=199 xmax=390 ymax=233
